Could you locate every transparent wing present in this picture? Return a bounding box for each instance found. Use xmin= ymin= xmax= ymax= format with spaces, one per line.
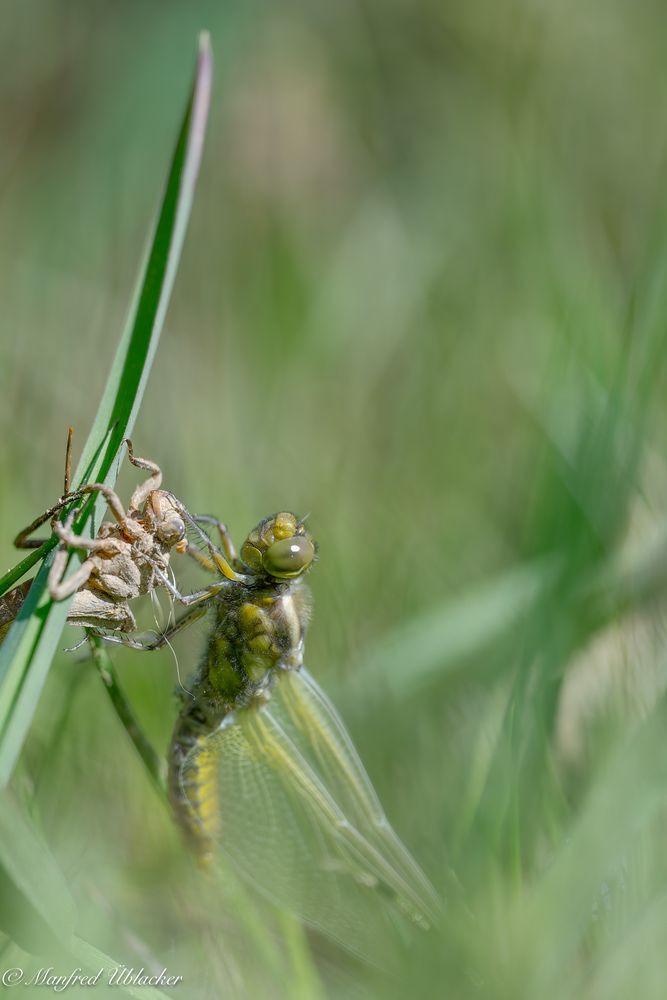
xmin=275 ymin=667 xmax=441 ymax=924
xmin=180 ymin=668 xmax=441 ymax=961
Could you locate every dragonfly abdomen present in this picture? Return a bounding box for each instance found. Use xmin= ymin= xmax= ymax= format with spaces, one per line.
xmin=168 ymin=705 xmax=223 ymax=866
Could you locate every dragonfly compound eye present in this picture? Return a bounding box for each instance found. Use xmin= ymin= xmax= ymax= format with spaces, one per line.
xmin=263 ymin=536 xmax=315 ymax=578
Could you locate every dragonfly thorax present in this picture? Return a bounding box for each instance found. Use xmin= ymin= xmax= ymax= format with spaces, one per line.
xmin=207 ymin=579 xmax=312 ymax=702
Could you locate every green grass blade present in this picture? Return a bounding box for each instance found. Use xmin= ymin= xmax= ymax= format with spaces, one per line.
xmin=70 ymin=937 xmax=176 ymax=999
xmin=0 ymin=791 xmax=76 ymax=955
xmin=519 ymin=695 xmax=667 ymax=997
xmin=0 ymin=547 xmax=49 ymax=600
xmin=350 ymin=558 xmax=556 ymax=702
xmin=72 ymin=31 xmax=213 ymax=488
xmin=0 ymin=32 xmax=212 ymax=789
xmin=89 ymin=635 xmax=166 ymax=796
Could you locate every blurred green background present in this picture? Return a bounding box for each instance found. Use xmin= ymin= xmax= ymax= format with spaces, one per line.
xmin=4 ymin=1 xmax=667 ymax=997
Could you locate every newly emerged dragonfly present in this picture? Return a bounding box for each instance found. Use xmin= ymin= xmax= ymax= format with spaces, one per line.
xmin=124 ymin=510 xmax=441 ymax=960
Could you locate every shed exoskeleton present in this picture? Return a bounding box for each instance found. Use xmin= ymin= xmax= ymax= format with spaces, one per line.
xmin=9 ymin=438 xmax=190 ymax=639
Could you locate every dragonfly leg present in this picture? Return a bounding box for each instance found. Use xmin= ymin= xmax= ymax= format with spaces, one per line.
xmin=160 ymin=499 xmax=250 ymax=582
xmin=52 ymin=506 xmax=122 ymax=554
xmin=48 ymin=544 xmax=94 ymax=600
xmin=184 ymin=544 xmax=218 ymax=575
xmin=205 ymin=545 xmax=247 ymax=583
xmin=74 ymin=483 xmax=130 ymax=531
xmin=182 ymin=539 xmax=251 ymax=583
xmin=16 ymin=477 xmax=132 ymax=551
xmin=135 ymin=552 xmax=227 ymax=607
xmin=92 ymin=632 xmax=156 ymax=650
xmin=189 ymin=515 xmax=238 ymax=564
xmin=124 ymin=438 xmax=163 ymax=512
xmin=97 ymin=604 xmax=209 ymax=650
xmin=13 ymin=488 xmax=89 ymax=549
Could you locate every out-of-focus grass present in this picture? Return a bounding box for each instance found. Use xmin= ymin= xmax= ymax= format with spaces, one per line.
xmin=3 ymin=2 xmax=667 ymax=997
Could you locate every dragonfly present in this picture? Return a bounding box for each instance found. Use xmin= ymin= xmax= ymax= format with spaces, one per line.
xmin=125 ymin=509 xmax=442 ymax=961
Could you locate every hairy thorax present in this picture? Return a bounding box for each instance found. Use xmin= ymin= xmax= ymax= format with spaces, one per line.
xmin=206 ymin=578 xmax=312 ymax=707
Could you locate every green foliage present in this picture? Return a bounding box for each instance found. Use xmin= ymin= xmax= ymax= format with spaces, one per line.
xmin=2 ymin=4 xmax=667 ymax=998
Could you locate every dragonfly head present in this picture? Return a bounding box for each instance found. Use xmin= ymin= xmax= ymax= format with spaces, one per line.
xmin=241 ymin=512 xmax=316 ymax=581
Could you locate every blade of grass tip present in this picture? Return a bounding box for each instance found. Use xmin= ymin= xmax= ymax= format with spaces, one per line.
xmin=73 ymin=30 xmax=213 ymax=485
xmin=0 ymin=31 xmax=213 ymax=789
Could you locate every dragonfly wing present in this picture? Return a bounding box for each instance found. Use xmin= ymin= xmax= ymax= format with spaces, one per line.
xmin=182 ymin=708 xmax=406 ymax=962
xmin=272 ymin=668 xmax=441 ymax=926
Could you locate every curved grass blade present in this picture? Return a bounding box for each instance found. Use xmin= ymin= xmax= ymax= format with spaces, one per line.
xmin=0 ymin=32 xmax=213 ymax=789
